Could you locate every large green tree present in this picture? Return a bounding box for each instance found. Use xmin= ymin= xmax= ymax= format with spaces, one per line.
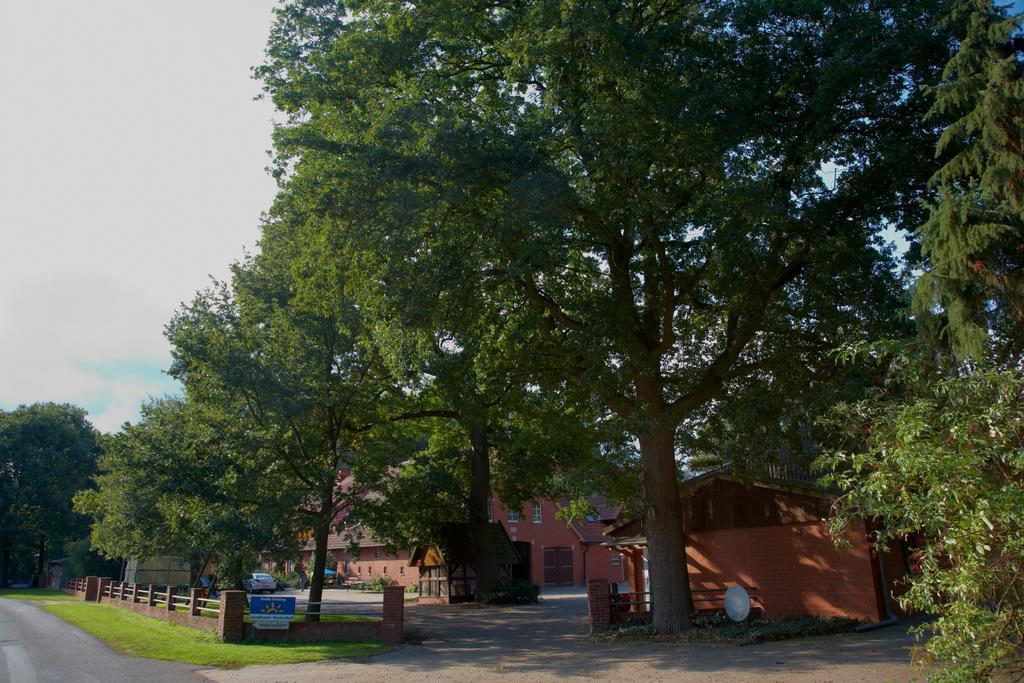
xmin=76 ymin=397 xmax=301 ymax=589
xmin=0 ymin=403 xmax=100 ymax=587
xmin=259 ymin=0 xmax=951 ymax=630
xmin=915 ymin=0 xmax=1024 ymax=361
xmin=166 ymin=218 xmax=402 ymax=619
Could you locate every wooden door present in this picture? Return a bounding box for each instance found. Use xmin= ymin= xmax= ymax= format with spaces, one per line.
xmin=543 ymin=547 xmax=574 ymax=586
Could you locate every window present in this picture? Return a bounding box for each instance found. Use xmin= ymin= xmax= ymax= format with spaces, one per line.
xmin=612 ymin=554 xmax=622 ymax=566
xmin=374 ymin=548 xmax=382 ymax=559
xmin=487 ymin=501 xmax=493 ymax=522
xmin=399 ymin=566 xmax=404 ymax=575
xmin=368 ymin=566 xmax=373 ymax=575
xmin=507 ymin=508 xmax=519 ymax=523
xmin=532 ymin=503 xmax=542 ymax=524
xmin=383 ymin=566 xmax=388 ymax=574
xmin=357 ymin=566 xmax=362 ymax=575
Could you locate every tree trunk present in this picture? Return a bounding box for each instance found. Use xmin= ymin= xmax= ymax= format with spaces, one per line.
xmin=639 ymin=423 xmax=694 ymax=632
xmin=0 ymin=542 xmax=10 ymax=588
xmin=305 ymin=490 xmax=333 ymax=623
xmin=36 ymin=536 xmax=46 ymax=582
xmin=467 ymin=424 xmax=499 ymax=599
xmin=229 ymin=556 xmax=245 ymax=591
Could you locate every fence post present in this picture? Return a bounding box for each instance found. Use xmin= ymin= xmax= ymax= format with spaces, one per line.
xmin=587 ymin=578 xmax=611 ymax=633
xmin=148 ymin=584 xmax=157 ymax=607
xmin=166 ymin=585 xmax=176 ymax=612
xmin=131 ymin=584 xmax=140 ymax=603
xmin=217 ymin=590 xmax=246 ymax=643
xmin=84 ymin=576 xmax=101 ymax=602
xmin=97 ymin=577 xmax=111 ymax=603
xmin=379 ymin=585 xmax=404 ymax=644
xmin=189 ymin=588 xmax=201 ymax=616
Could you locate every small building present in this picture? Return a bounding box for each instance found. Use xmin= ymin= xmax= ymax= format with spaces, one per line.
xmin=295 ymin=529 xmax=418 ymax=588
xmin=604 ymin=468 xmax=909 ymax=623
xmin=410 ymin=523 xmax=522 ymax=604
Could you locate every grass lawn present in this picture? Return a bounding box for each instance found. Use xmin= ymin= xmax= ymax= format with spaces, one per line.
xmin=0 ymin=588 xmax=78 ymax=601
xmin=42 ymin=603 xmax=390 ymax=668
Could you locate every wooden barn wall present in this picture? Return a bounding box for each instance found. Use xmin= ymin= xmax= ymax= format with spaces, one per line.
xmin=680 ymin=479 xmax=830 ymax=533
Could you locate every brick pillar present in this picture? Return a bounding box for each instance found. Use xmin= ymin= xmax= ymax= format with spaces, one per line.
xmin=148 ymin=584 xmax=157 ymax=607
xmin=189 ymin=588 xmax=201 ymax=616
xmin=84 ymin=576 xmax=101 ymax=602
xmin=379 ymin=585 xmax=404 ymax=644
xmin=217 ymin=590 xmax=246 ymax=643
xmin=587 ymin=578 xmax=611 ymax=633
xmin=97 ymin=577 xmax=111 ymax=603
xmin=166 ymin=586 xmax=176 ymax=612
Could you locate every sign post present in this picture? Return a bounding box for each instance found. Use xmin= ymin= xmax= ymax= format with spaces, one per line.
xmin=249 ymin=596 xmax=296 ymax=630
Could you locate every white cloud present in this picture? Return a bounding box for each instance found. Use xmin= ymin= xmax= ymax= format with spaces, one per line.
xmin=0 ymin=0 xmax=279 ymax=432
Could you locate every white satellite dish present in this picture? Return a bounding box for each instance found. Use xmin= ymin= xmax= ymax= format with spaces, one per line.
xmin=724 ymin=585 xmax=751 ymax=622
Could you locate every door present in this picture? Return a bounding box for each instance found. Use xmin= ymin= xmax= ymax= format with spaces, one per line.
xmin=543 ymin=547 xmax=574 ymax=586
xmin=512 ymin=542 xmax=532 ymax=581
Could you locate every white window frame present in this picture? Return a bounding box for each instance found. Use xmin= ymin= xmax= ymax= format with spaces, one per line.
xmin=532 ymin=503 xmax=542 ymax=524
xmin=507 ymin=508 xmax=519 ymax=523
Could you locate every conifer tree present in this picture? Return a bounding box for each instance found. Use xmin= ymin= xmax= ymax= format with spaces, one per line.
xmin=916 ymin=0 xmax=1024 ymax=360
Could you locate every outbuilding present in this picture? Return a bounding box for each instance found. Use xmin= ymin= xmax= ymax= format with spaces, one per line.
xmin=410 ymin=523 xmax=522 ymax=604
xmin=603 ymin=467 xmax=909 ymax=623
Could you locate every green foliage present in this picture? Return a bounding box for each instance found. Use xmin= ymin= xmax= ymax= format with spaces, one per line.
xmin=0 ymin=403 xmax=101 ymax=586
xmin=596 ymin=615 xmax=859 ymax=645
xmin=363 ymin=575 xmax=394 ymax=592
xmin=258 ymin=0 xmax=953 ymax=630
xmin=65 ymin=537 xmax=121 ymax=580
xmin=75 ymin=398 xmax=300 ymax=589
xmin=477 ymin=578 xmax=540 ymax=605
xmin=915 ymin=0 xmax=1024 ymax=360
xmin=819 ymin=361 xmax=1024 ymax=681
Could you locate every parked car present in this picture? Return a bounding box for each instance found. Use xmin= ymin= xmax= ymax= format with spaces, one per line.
xmin=243 ymin=573 xmax=278 ymax=594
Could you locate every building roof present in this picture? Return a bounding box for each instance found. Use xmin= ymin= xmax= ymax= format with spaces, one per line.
xmin=602 ymin=465 xmax=829 ymax=547
xmin=409 ymin=523 xmax=522 ymax=567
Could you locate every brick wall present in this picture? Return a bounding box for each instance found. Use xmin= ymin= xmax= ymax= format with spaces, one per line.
xmin=685 ymin=519 xmax=884 ymax=622
xmin=498 ymin=498 xmax=627 ymax=587
xmin=299 ymin=548 xmax=418 ymax=588
xmin=247 ymin=584 xmax=404 ymax=644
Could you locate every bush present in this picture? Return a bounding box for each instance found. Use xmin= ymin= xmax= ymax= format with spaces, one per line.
xmin=364 ymin=575 xmax=394 ymax=592
xmin=595 ymin=615 xmax=859 ymax=645
xmin=405 ymin=583 xmax=419 ymax=594
xmin=477 ymin=578 xmax=540 ymax=605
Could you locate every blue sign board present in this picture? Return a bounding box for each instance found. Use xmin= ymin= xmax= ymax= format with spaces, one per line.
xmin=250 ymin=596 xmax=296 ymax=630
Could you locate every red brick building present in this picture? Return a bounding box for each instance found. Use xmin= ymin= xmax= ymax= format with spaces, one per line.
xmin=490 ymin=495 xmax=628 ymax=589
xmin=604 ymin=469 xmax=909 ymax=623
xmin=297 ymin=532 xmax=419 ymax=588
xmin=292 ymin=494 xmax=628 ymax=590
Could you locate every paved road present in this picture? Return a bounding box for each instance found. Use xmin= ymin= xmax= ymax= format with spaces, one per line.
xmin=0 ymin=597 xmax=201 ymax=683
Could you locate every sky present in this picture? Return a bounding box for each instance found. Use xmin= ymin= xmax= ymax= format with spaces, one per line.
xmin=0 ymin=1 xmax=279 ymax=432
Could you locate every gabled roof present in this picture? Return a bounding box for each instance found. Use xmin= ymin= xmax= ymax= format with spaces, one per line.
xmin=602 ymin=465 xmax=829 ymax=546
xmin=409 ymin=523 xmax=522 ymax=567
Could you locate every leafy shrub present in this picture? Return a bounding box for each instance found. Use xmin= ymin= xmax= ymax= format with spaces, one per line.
xmin=364 ymin=575 xmax=394 ymax=592
xmin=596 ymin=615 xmax=858 ymax=645
xmin=405 ymin=583 xmax=419 ymax=594
xmin=272 ymin=572 xmax=297 ymax=589
xmin=478 ymin=578 xmax=540 ymax=605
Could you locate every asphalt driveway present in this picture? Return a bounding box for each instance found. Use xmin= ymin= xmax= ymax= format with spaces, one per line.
xmin=203 ymin=588 xmax=922 ymax=682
